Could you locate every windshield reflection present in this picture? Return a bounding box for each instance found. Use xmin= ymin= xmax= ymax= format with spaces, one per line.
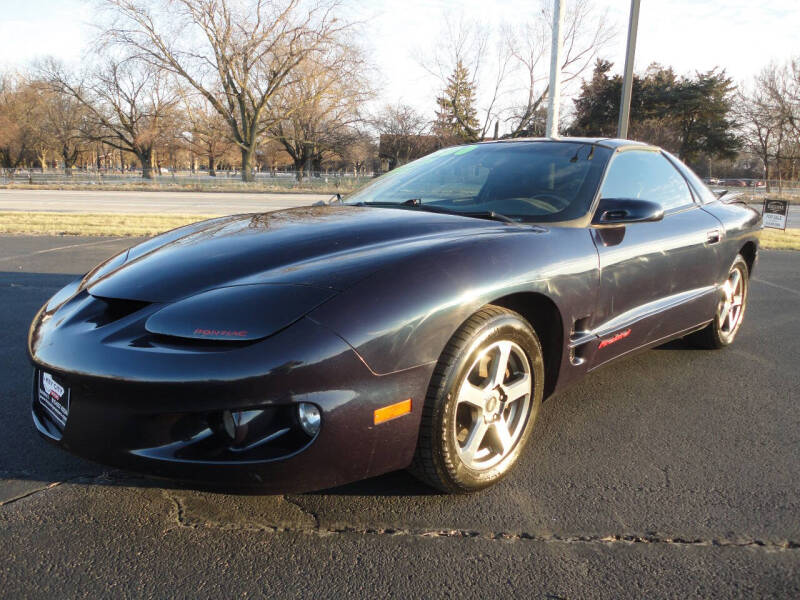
xmin=345 ymin=141 xmax=612 ymax=223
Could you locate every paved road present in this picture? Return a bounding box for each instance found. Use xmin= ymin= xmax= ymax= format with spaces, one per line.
xmin=1 ymin=236 xmax=798 ymax=598
xmin=1 ymin=190 xmax=799 ymax=228
xmin=0 ymin=189 xmax=327 ymax=215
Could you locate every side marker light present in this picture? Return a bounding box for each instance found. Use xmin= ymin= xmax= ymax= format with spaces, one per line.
xmin=374 ymin=398 xmax=412 ymax=425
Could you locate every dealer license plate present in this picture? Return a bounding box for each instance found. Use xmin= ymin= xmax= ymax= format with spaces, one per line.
xmin=37 ymin=371 xmax=70 ymax=429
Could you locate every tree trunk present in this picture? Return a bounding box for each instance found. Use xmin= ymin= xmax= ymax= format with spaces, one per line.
xmin=208 ymin=152 xmax=217 ymax=177
xmin=295 ymin=158 xmax=305 ymax=182
xmin=140 ymin=148 xmax=155 ymax=179
xmin=241 ymin=148 xmax=255 ymax=182
xmin=63 ymin=148 xmax=75 ymax=176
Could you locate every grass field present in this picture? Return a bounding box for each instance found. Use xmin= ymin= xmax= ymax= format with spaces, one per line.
xmin=0 ymin=212 xmax=217 ymax=237
xmin=1 ymin=211 xmax=798 ymax=249
xmin=0 ymin=179 xmax=367 ymax=195
xmin=759 ymin=227 xmax=800 ymax=250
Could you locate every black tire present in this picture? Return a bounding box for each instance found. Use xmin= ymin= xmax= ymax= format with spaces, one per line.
xmin=689 ymin=254 xmax=749 ymax=349
xmin=409 ymin=305 xmax=545 ymax=493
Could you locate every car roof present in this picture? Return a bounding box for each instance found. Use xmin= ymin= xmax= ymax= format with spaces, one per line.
xmin=478 ymin=136 xmax=654 ymax=151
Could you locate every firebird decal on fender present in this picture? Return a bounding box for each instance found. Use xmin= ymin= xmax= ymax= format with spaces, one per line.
xmin=598 ymin=329 xmax=632 ymax=349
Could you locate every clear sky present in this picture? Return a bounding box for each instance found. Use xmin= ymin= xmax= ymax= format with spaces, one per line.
xmin=2 ymin=0 xmax=798 ymax=120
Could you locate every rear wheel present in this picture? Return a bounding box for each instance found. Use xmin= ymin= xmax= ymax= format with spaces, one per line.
xmin=410 ymin=306 xmax=544 ymax=493
xmin=689 ymin=254 xmax=749 ymax=349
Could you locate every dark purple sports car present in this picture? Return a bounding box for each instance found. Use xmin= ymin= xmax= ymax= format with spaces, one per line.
xmin=28 ymin=138 xmax=761 ymax=493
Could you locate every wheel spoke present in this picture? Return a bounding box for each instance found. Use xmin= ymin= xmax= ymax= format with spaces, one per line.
xmin=730 ymin=269 xmax=741 ymax=294
xmin=458 ymin=380 xmax=486 ymax=410
xmin=461 ymin=420 xmax=489 ymax=463
xmin=490 ymin=341 xmax=512 ymax=387
xmin=724 ymin=308 xmax=734 ymax=331
xmin=502 ymin=373 xmax=531 ymax=403
xmin=722 ymin=281 xmax=733 ymax=298
xmin=718 ymin=302 xmax=731 ymax=328
xmin=492 ymin=418 xmax=514 ymax=456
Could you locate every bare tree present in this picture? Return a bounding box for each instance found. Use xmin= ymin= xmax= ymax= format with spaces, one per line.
xmin=44 ymin=58 xmax=178 ymax=179
xmin=0 ymin=74 xmax=37 ymax=169
xmin=179 ymin=92 xmax=233 ymax=176
xmin=269 ymin=45 xmax=372 ymax=180
xmin=738 ymin=78 xmax=781 ymax=190
xmin=372 ymin=103 xmax=436 ymax=167
xmin=19 ymin=81 xmax=57 ymax=171
xmin=42 ymin=84 xmax=90 ymax=174
xmin=336 ymin=129 xmax=375 ymax=176
xmin=257 ymin=138 xmax=289 ymax=174
xmin=763 ymin=59 xmax=800 ymax=139
xmin=504 ymin=0 xmax=614 ymax=136
xmin=373 ymin=104 xmax=429 ymax=138
xmin=418 ymin=0 xmax=614 ymax=139
xmin=100 ymin=0 xmax=354 ymax=181
xmin=750 ymin=59 xmax=800 ymax=187
xmin=417 ymin=15 xmax=506 ymax=141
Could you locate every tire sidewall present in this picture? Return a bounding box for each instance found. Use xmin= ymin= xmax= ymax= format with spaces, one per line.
xmin=433 ymin=313 xmax=544 ymax=491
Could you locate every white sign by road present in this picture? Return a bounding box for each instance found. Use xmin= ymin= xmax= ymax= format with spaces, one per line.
xmin=763 ymin=199 xmax=788 ymax=230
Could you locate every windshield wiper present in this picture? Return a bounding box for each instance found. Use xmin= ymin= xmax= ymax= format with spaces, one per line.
xmin=312 ymin=193 xmax=342 ymax=206
xmin=354 ymin=199 xmax=518 ymax=224
xmin=458 ymin=210 xmax=518 ymax=224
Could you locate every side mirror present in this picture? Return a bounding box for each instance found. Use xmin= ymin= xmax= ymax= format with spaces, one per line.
xmin=592 ymin=198 xmax=664 ymax=226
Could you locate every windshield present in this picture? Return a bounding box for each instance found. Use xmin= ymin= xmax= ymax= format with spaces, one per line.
xmin=346 ymin=141 xmax=612 ymax=222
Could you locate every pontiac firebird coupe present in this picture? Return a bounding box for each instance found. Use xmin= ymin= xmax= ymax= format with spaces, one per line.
xmin=29 ymin=138 xmax=761 ymax=493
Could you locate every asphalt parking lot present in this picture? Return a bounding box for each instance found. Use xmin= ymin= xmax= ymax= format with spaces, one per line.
xmin=1 ymin=235 xmax=798 ymax=598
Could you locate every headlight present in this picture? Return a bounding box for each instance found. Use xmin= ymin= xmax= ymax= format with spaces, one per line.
xmin=144 ymin=284 xmax=336 ymax=342
xmin=297 ymin=403 xmax=321 ymax=437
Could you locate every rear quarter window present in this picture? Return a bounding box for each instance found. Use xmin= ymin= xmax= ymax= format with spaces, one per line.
xmin=662 ymin=151 xmax=719 ymax=204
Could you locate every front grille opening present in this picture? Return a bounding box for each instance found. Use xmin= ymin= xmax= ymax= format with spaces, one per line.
xmin=88 ymin=296 xmax=151 ymax=327
xmin=154 ymin=405 xmax=317 ymax=462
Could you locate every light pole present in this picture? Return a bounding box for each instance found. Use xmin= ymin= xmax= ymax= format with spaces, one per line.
xmin=617 ymin=0 xmax=641 ymax=139
xmin=545 ymin=0 xmax=565 ymax=138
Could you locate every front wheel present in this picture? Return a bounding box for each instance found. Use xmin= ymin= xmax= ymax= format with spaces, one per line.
xmin=689 ymin=254 xmax=749 ymax=349
xmin=409 ymin=306 xmax=544 ymax=493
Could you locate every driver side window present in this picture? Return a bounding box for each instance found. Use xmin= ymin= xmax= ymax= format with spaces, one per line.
xmin=600 ymin=150 xmax=693 ymax=212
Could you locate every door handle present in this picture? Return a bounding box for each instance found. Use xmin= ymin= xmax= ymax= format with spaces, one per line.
xmin=706 ymin=229 xmax=721 ymax=245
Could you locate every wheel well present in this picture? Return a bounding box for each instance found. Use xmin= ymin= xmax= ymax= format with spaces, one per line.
xmin=491 ymin=292 xmax=563 ymax=399
xmin=740 ymin=241 xmax=757 ymax=277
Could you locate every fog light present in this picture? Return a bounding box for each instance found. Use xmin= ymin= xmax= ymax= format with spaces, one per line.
xmin=210 ymin=409 xmax=238 ymax=441
xmin=297 ymin=403 xmax=321 ymax=436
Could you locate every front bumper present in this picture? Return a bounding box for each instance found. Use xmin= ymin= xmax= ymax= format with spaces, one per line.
xmin=30 ymin=308 xmax=434 ymax=493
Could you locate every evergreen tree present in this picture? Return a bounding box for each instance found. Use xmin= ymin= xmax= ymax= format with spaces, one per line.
xmin=569 ymin=59 xmax=739 ymax=161
xmin=433 ymin=61 xmax=480 ymax=142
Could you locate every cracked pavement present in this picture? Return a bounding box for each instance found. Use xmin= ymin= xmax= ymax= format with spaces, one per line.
xmin=1 ymin=235 xmax=799 ymax=598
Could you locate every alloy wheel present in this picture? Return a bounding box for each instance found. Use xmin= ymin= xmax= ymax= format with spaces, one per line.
xmin=453 ymin=340 xmax=532 ymax=470
xmin=718 ymin=265 xmax=746 ymax=339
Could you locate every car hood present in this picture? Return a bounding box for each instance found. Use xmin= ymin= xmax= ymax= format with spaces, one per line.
xmin=84 ymin=205 xmax=511 ymax=303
